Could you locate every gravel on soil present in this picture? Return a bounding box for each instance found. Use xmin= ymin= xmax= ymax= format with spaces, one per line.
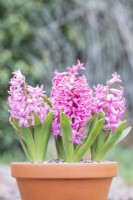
xmin=0 ymin=165 xmax=133 ymax=200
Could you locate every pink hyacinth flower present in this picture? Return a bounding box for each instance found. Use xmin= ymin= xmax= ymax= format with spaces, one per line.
xmin=92 ymin=73 xmax=126 ymax=132
xmin=7 ymin=69 xmax=50 ymax=127
xmin=51 ymin=60 xmax=92 ymax=146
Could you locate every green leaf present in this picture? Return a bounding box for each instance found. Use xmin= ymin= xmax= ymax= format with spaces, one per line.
xmin=86 ymin=114 xmax=99 ymax=136
xmin=55 ymin=136 xmax=66 ymax=160
xmin=20 ymin=126 xmax=36 ymax=161
xmin=95 ymin=130 xmax=106 ymax=154
xmin=10 ymin=122 xmax=30 ymax=160
xmin=11 ymin=119 xmax=35 ymax=161
xmin=105 ymin=131 xmax=113 ymax=143
xmin=75 ymin=114 xmax=98 ymax=152
xmin=36 ymin=111 xmax=53 ymax=161
xmin=60 ymin=113 xmax=75 ymax=162
xmin=34 ymin=113 xmax=41 ymax=126
xmin=114 ymin=126 xmax=132 ymax=145
xmin=19 ymin=137 xmax=31 ymax=160
xmin=90 ymin=142 xmax=96 ymax=161
xmin=74 ymin=118 xmax=104 ymax=162
xmin=11 ymin=119 xmax=19 ymax=130
xmin=10 ymin=120 xmax=19 ymax=133
xmin=91 ymin=129 xmax=106 ymax=160
xmin=43 ymin=96 xmax=52 ymax=108
xmin=98 ymin=112 xmax=105 ymax=120
xmin=34 ymin=113 xmax=42 ymax=144
xmin=95 ymin=121 xmax=127 ymax=160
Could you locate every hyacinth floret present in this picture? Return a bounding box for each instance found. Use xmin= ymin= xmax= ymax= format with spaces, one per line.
xmin=8 ymin=70 xmax=50 ymax=127
xmin=51 ymin=60 xmax=92 ymax=145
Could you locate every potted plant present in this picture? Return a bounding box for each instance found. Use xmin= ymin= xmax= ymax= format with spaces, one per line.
xmin=8 ymin=61 xmax=131 ymax=200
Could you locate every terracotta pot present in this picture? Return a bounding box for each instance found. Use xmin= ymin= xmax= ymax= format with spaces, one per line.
xmin=11 ymin=162 xmax=117 ymax=200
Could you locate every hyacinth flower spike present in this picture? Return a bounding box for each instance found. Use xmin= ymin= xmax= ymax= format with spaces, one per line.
xmin=91 ymin=73 xmax=131 ymax=160
xmin=8 ymin=70 xmax=53 ymax=162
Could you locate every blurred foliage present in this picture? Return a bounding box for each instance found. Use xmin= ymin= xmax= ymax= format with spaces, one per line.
xmin=0 ymin=0 xmax=133 ymax=165
xmin=107 ymin=146 xmax=133 ymax=184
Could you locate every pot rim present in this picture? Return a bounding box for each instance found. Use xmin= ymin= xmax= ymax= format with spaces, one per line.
xmin=11 ymin=161 xmax=118 ymax=179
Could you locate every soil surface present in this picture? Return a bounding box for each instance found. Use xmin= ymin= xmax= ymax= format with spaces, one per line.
xmin=0 ymin=165 xmax=133 ymax=200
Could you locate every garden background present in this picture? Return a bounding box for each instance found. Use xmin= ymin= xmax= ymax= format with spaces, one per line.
xmin=0 ymin=0 xmax=133 ymax=199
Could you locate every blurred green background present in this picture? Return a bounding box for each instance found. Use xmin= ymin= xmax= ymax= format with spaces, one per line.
xmin=0 ymin=0 xmax=133 ymax=183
